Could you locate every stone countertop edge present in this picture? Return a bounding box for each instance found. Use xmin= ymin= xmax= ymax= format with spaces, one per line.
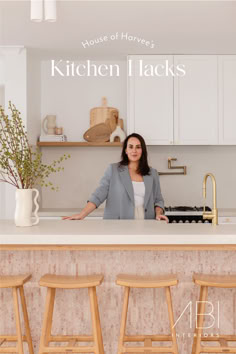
xmin=0 ymin=220 xmax=236 ymax=245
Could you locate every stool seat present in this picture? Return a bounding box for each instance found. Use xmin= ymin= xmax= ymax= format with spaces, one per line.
xmin=116 ymin=273 xmax=178 ymax=288
xmin=193 ymin=273 xmax=236 ymax=288
xmin=0 ymin=274 xmax=31 ymax=288
xmin=39 ymin=274 xmax=104 ymax=289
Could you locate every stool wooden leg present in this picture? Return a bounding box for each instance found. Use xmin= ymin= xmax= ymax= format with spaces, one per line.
xmin=117 ymin=287 xmax=130 ymax=354
xmin=165 ymin=286 xmax=179 ymax=354
xmin=12 ymin=287 xmax=24 ymax=354
xmin=39 ymin=288 xmax=56 ymax=354
xmin=45 ymin=288 xmax=55 ymax=346
xmin=192 ymin=286 xmax=204 ymax=354
xmin=89 ymin=287 xmax=103 ymax=354
xmin=19 ymin=286 xmax=34 ymax=354
xmin=93 ymin=287 xmax=105 ymax=354
xmin=195 ymin=286 xmax=208 ymax=354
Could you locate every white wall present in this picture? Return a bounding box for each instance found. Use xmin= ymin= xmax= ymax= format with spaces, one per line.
xmin=27 ymin=49 xmax=41 ymax=145
xmin=3 ymin=48 xmax=27 ymax=120
xmin=0 ymin=86 xmax=4 ymax=105
xmin=41 ymin=60 xmax=127 ymax=140
xmin=0 ymin=55 xmax=5 ymax=218
xmin=0 ymin=47 xmax=27 ymax=219
xmin=0 ymin=55 xmax=4 ymax=103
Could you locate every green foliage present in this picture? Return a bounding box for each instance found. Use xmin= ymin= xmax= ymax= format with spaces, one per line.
xmin=0 ymin=102 xmax=70 ymax=190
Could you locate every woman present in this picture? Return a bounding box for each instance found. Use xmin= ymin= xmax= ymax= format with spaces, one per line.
xmin=63 ymin=133 xmax=168 ymax=221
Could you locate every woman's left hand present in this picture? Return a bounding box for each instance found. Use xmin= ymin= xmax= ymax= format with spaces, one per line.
xmin=156 ymin=215 xmax=169 ymax=223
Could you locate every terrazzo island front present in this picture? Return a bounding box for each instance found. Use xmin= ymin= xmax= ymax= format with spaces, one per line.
xmin=1 ymin=220 xmax=236 ymax=354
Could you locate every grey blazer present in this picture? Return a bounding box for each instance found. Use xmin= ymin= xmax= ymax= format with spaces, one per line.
xmin=88 ymin=163 xmax=165 ymax=219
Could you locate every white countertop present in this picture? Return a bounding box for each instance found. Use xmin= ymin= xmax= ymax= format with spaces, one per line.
xmin=0 ymin=220 xmax=236 ymax=245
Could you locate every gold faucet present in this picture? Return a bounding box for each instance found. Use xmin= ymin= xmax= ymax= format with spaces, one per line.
xmin=202 ymin=173 xmax=218 ymax=226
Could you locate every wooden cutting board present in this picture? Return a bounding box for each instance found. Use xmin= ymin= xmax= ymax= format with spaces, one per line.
xmin=90 ymin=97 xmax=119 ymax=127
xmin=105 ymin=111 xmax=124 ymax=132
xmin=83 ymin=123 xmax=111 ymax=142
xmin=118 ymin=118 xmax=124 ymax=130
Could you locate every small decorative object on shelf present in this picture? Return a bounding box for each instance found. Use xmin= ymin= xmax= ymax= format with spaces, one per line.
xmin=83 ymin=123 xmax=111 ymax=142
xmin=55 ymin=126 xmax=63 ymax=135
xmin=39 ymin=134 xmax=67 ymax=142
xmin=83 ymin=97 xmax=126 ymax=143
xmin=0 ymin=102 xmax=70 ymax=227
xmin=110 ymin=112 xmax=126 ymax=143
xmin=42 ymin=115 xmax=57 ymax=134
xmin=90 ymin=97 xmax=119 ymax=127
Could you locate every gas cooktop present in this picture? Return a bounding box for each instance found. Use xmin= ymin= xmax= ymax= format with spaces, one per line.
xmin=164 ymin=206 xmax=211 ymax=215
xmin=164 ymin=206 xmax=212 ymax=223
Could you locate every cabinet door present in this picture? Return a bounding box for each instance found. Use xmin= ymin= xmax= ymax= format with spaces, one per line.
xmin=174 ymin=56 xmax=218 ymax=145
xmin=219 ymin=56 xmax=236 ymax=145
xmin=128 ymin=55 xmax=174 ymax=145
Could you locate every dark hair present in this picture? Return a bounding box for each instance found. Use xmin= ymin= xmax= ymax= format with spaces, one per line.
xmin=119 ymin=133 xmax=150 ymax=175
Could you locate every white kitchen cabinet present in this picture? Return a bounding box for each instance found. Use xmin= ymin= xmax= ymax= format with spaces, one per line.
xmin=128 ymin=55 xmax=174 ymax=145
xmin=174 ymin=56 xmax=218 ymax=145
xmin=219 ymin=56 xmax=236 ymax=145
xmin=128 ymin=55 xmax=219 ymax=145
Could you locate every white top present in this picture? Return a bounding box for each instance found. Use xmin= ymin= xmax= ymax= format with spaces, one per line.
xmin=132 ymin=181 xmax=145 ymax=207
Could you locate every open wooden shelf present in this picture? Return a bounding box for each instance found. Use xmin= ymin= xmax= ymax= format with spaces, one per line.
xmin=37 ymin=141 xmax=122 ymax=147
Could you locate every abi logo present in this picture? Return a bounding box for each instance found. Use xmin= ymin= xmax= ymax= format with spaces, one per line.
xmin=173 ymin=301 xmax=220 ymax=329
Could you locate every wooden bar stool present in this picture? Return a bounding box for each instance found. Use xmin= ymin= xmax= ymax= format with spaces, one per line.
xmin=0 ymin=274 xmax=34 ymax=354
xmin=116 ymin=273 xmax=179 ymax=354
xmin=38 ymin=273 xmax=104 ymax=354
xmin=192 ymin=273 xmax=236 ymax=354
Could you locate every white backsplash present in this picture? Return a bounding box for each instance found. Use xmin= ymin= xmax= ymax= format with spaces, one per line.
xmin=41 ymin=145 xmax=236 ymax=209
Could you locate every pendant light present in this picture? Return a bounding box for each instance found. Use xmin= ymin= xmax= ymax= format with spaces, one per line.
xmin=30 ymin=0 xmax=43 ymax=22
xmin=44 ymin=0 xmax=57 ymax=22
xmin=30 ymin=0 xmax=57 ymax=22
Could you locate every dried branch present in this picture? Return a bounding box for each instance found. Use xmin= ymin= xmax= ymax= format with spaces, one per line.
xmin=0 ymin=102 xmax=70 ymax=190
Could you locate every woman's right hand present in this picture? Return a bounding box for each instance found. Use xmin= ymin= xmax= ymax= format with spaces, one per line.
xmin=62 ymin=213 xmax=84 ymax=220
xmin=62 ymin=202 xmax=96 ymax=220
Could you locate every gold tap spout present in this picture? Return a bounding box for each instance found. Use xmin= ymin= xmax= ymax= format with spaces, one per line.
xmin=202 ymin=173 xmax=218 ymax=226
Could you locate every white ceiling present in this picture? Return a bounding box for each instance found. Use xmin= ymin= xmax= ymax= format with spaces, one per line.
xmin=0 ymin=1 xmax=236 ymax=59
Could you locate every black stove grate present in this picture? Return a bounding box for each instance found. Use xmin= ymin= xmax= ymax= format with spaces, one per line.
xmin=164 ymin=206 xmax=212 ymax=224
xmin=164 ymin=206 xmax=211 ymax=212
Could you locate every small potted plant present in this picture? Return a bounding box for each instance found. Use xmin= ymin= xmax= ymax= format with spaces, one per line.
xmin=0 ymin=102 xmax=70 ymax=226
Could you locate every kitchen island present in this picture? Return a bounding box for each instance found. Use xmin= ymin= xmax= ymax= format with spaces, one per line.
xmin=1 ymin=220 xmax=236 ymax=354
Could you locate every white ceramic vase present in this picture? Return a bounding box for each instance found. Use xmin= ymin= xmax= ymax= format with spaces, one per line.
xmin=14 ymin=189 xmax=39 ymax=227
xmin=42 ymin=115 xmax=56 ymax=135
